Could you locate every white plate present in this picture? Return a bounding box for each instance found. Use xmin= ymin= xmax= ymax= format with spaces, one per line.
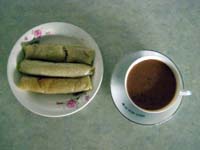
xmin=7 ymin=22 xmax=103 ymax=117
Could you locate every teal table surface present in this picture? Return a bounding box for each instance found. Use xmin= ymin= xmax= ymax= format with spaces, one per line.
xmin=0 ymin=0 xmax=200 ymax=150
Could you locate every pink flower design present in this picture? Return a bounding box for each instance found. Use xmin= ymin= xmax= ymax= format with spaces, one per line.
xmin=33 ymin=29 xmax=42 ymax=38
xmin=85 ymin=95 xmax=90 ymax=101
xmin=66 ymin=99 xmax=77 ymax=108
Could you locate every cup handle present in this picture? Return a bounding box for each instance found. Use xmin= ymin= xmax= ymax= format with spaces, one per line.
xmin=180 ymin=90 xmax=192 ymax=96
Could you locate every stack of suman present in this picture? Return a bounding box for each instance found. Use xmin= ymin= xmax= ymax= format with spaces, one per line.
xmin=17 ymin=44 xmax=95 ymax=94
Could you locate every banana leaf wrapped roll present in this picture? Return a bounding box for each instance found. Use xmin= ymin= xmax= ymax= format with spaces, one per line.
xmin=18 ymin=75 xmax=93 ymax=94
xmin=23 ymin=44 xmax=66 ymax=62
xmin=23 ymin=44 xmax=95 ymax=65
xmin=18 ymin=60 xmax=95 ymax=77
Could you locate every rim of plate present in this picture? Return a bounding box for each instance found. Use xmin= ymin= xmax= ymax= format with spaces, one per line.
xmin=7 ymin=22 xmax=104 ymax=117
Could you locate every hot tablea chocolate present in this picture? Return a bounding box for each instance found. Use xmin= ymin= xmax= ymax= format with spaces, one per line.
xmin=126 ymin=59 xmax=176 ymax=111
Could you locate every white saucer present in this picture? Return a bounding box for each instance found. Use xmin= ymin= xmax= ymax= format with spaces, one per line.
xmin=110 ymin=51 xmax=183 ymax=125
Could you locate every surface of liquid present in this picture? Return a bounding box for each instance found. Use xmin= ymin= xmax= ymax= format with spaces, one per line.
xmin=127 ymin=59 xmax=176 ymax=110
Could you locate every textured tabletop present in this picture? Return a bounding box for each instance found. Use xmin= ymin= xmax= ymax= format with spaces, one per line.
xmin=0 ymin=0 xmax=200 ymax=149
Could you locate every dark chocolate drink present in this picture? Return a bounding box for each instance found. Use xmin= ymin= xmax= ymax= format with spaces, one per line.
xmin=126 ymin=59 xmax=176 ymax=111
